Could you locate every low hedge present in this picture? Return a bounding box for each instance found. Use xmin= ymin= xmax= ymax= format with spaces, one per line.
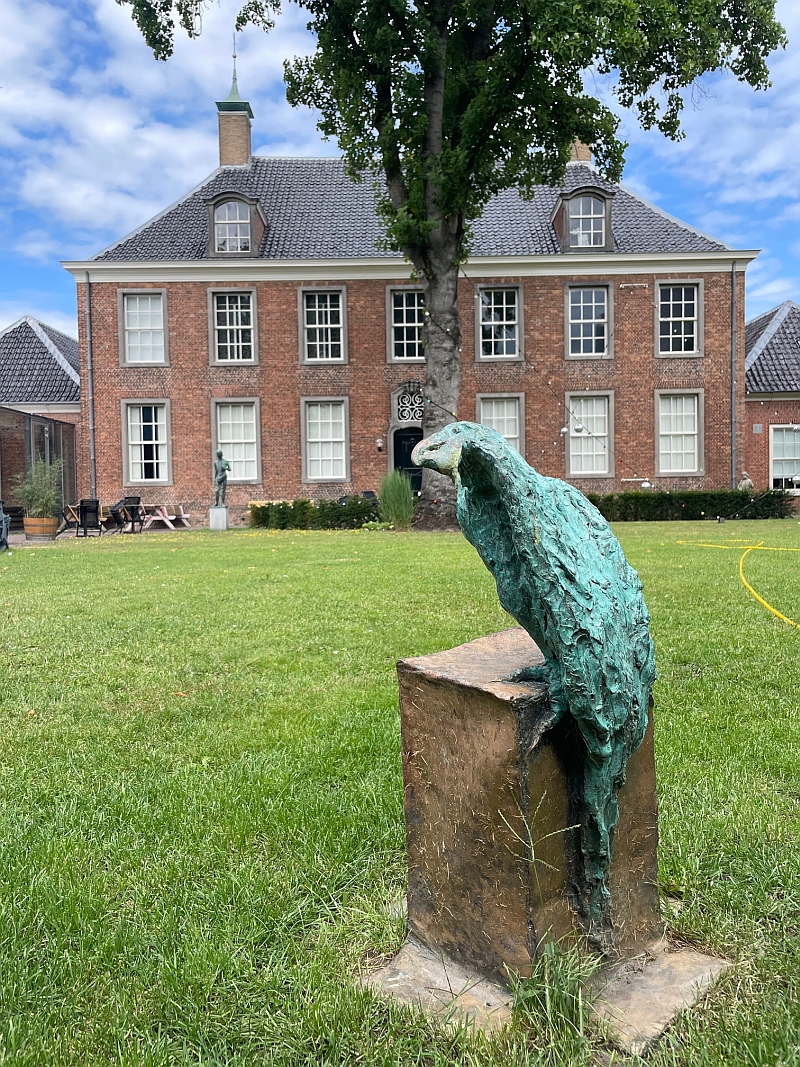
xmin=249 ymin=496 xmax=379 ymax=530
xmin=584 ymin=489 xmax=794 ymax=522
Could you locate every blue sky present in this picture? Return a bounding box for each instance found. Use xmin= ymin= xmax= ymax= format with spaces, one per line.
xmin=0 ymin=0 xmax=797 ymax=338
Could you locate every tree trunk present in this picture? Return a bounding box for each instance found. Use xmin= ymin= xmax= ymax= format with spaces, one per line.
xmin=413 ymin=250 xmax=463 ymax=530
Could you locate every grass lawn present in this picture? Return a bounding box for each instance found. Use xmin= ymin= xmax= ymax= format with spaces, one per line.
xmin=1 ymin=521 xmax=799 ymax=1066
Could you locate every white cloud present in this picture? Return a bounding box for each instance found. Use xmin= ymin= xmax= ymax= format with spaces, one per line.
xmin=0 ymin=0 xmax=328 ymax=239
xmin=617 ymin=0 xmax=800 ymax=210
xmin=0 ymin=301 xmax=77 ymax=337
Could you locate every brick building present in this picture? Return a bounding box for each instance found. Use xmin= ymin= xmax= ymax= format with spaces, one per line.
xmin=63 ymin=82 xmax=757 ymax=522
xmin=0 ymin=316 xmax=80 ymax=511
xmin=744 ymin=301 xmax=800 ymax=491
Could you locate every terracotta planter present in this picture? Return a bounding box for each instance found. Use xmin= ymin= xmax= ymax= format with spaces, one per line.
xmin=23 ymin=516 xmax=58 ymax=541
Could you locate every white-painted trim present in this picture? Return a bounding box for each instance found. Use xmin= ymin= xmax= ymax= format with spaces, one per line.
xmin=63 ymin=249 xmax=759 ymax=284
xmin=2 ymin=403 xmax=81 ymax=415
xmin=28 ymin=320 xmax=80 ymax=385
xmin=0 ymin=315 xmax=80 ymax=386
xmin=745 ymin=300 xmax=800 ymax=371
xmin=746 ymin=392 xmax=800 ymax=401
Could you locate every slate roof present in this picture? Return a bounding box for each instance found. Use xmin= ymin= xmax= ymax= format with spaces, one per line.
xmin=94 ymin=158 xmax=728 ymax=262
xmin=745 ymin=301 xmax=800 ymax=393
xmin=0 ymin=317 xmax=80 ymax=404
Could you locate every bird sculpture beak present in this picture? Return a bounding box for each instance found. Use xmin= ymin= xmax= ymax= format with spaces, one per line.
xmin=412 ymin=434 xmax=461 ymax=481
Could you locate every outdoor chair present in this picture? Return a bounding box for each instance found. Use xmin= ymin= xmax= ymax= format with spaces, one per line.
xmin=0 ymin=500 xmax=10 ymax=551
xmin=76 ymin=499 xmax=103 ymax=537
xmin=109 ymin=496 xmax=145 ymax=534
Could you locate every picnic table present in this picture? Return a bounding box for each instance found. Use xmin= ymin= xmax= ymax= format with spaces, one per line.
xmin=142 ymin=505 xmax=192 ymax=531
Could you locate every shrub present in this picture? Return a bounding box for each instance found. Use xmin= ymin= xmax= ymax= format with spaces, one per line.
xmin=248 ymin=495 xmax=379 ymax=530
xmin=13 ymin=458 xmax=63 ymax=518
xmin=583 ymin=488 xmax=793 ymax=522
xmin=378 ymin=470 xmax=415 ymax=530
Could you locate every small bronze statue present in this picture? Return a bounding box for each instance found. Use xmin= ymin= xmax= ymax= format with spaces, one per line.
xmin=213 ymin=449 xmax=231 ymax=506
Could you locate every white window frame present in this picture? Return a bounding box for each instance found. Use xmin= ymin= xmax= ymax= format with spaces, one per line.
xmin=301 ymin=396 xmax=351 ymax=483
xmin=118 ymin=290 xmax=168 ymax=366
xmin=121 ymin=399 xmax=172 ymax=486
xmin=214 ymin=200 xmax=251 ymax=253
xmin=475 ymin=393 xmax=525 ymax=455
xmin=299 ymin=288 xmax=348 ymax=364
xmin=569 ymin=195 xmax=606 ymax=248
xmin=565 ymin=392 xmax=614 ymax=478
xmin=557 ymin=188 xmax=614 ymax=253
xmin=769 ymin=424 xmax=800 ymax=492
xmin=211 ymin=398 xmax=261 ymax=484
xmin=655 ymin=279 xmax=704 ymax=357
xmin=208 ymin=288 xmax=258 ymax=364
xmin=565 ymin=284 xmax=612 ymax=359
xmin=655 ymin=390 xmax=705 ymax=476
xmin=475 ymin=285 xmax=523 ymax=361
xmin=386 ymin=286 xmax=426 ymax=363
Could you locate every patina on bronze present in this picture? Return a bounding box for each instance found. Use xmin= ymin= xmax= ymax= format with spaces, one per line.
xmin=412 ymin=422 xmax=657 ymax=955
xmin=213 ymin=449 xmax=231 ymax=507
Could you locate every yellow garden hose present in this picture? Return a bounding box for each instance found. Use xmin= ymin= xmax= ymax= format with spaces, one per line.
xmin=677 ymin=540 xmax=800 ymax=630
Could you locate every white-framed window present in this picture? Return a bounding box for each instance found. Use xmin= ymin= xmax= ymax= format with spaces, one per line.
xmin=391 ymin=290 xmax=425 ymax=361
xmin=479 ymin=288 xmax=520 ymax=359
xmin=213 ymin=292 xmax=254 ymax=362
xmin=568 ymin=287 xmax=608 ymax=357
xmin=771 ymin=425 xmax=800 ymax=490
xmin=214 ymin=201 xmax=251 ymax=253
xmin=215 ymin=401 xmax=258 ymax=482
xmin=123 ymin=293 xmax=165 ymax=364
xmin=303 ymin=398 xmax=349 ymax=481
xmin=478 ymin=395 xmax=522 ymax=453
xmin=658 ymin=284 xmax=699 ymax=354
xmin=569 ymin=196 xmax=605 ymax=248
xmin=125 ymin=403 xmax=169 ymax=483
xmin=303 ymin=291 xmax=344 ymax=362
xmin=567 ymin=394 xmax=611 ymax=475
xmin=657 ymin=393 xmax=701 ymax=473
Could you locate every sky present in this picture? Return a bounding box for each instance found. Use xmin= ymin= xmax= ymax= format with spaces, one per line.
xmin=0 ymin=0 xmax=797 ymax=339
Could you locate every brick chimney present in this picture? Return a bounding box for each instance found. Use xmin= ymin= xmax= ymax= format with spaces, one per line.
xmin=216 ymin=68 xmax=254 ymax=167
xmin=570 ymin=141 xmax=592 ymax=163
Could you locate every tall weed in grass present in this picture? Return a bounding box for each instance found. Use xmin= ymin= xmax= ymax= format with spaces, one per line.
xmin=512 ymin=943 xmax=602 ymax=1066
xmin=378 ymin=470 xmax=415 ymax=529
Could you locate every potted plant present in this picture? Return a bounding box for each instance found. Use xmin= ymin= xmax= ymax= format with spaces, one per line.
xmin=14 ymin=458 xmax=63 ymax=540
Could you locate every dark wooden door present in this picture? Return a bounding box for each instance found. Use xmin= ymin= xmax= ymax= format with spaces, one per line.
xmin=394 ymin=427 xmax=423 ymax=491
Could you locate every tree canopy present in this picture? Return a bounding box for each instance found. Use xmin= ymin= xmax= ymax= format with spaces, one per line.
xmin=119 ymin=0 xmax=784 ymax=275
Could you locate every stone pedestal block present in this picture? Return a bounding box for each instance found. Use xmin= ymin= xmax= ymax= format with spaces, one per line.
xmin=398 ymin=628 xmax=662 ymax=986
xmin=209 ymin=506 xmax=229 ymax=531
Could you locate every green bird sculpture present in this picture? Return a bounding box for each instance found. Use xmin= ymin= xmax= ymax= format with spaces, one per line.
xmin=413 ymin=422 xmax=656 ymax=952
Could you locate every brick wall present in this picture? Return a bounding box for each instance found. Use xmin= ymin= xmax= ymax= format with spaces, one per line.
xmin=76 ymin=268 xmax=745 ymax=524
xmin=744 ymin=396 xmax=800 ymax=490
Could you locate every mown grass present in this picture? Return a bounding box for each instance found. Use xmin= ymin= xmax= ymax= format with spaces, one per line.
xmin=0 ymin=521 xmax=799 ymax=1065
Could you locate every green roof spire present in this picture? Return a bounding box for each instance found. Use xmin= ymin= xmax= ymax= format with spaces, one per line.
xmin=216 ymin=34 xmax=254 ymax=118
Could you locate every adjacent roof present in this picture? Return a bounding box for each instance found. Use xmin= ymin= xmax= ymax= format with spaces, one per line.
xmin=93 ymin=158 xmax=729 ymax=263
xmin=745 ymin=301 xmax=800 ymax=393
xmin=0 ymin=317 xmax=80 ymax=404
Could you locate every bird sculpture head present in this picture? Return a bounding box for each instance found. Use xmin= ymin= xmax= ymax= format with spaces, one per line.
xmin=411 ymin=421 xmax=512 ymax=485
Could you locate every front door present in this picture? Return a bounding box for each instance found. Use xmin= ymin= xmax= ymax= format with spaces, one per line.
xmin=393 ymin=427 xmax=423 ymax=491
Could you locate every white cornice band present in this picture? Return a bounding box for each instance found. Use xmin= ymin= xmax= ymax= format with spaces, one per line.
xmin=63 ymin=249 xmax=759 ymax=284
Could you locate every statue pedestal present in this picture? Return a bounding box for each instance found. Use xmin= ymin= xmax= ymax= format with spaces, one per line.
xmin=398 ymin=628 xmax=662 ymax=981
xmin=208 ymin=506 xmax=229 ymax=531
xmin=363 ymin=629 xmax=729 ymax=1049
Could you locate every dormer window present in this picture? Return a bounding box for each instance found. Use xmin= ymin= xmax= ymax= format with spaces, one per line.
xmin=569 ymin=196 xmax=605 ymax=247
xmin=215 ymin=201 xmax=250 ymax=253
xmin=553 ymin=187 xmax=614 ymax=253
